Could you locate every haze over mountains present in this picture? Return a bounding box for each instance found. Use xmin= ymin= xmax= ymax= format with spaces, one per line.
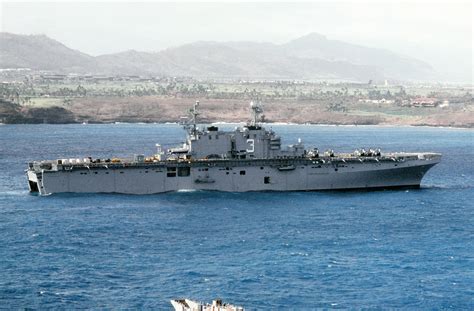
xmin=1 ymin=32 xmax=437 ymax=82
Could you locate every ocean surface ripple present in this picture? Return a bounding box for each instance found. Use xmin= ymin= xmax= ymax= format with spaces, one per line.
xmin=0 ymin=124 xmax=473 ymax=309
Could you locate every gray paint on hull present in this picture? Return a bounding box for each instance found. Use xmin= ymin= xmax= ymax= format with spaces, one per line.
xmin=29 ymin=159 xmax=438 ymax=195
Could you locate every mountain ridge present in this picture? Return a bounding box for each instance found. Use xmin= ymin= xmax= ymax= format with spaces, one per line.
xmin=0 ymin=32 xmax=436 ymax=82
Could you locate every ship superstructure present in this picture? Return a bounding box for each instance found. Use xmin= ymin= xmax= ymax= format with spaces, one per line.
xmin=26 ymin=101 xmax=441 ymax=195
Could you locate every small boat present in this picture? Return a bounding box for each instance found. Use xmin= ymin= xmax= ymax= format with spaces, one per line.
xmin=171 ymin=298 xmax=244 ymax=311
xmin=278 ymin=164 xmax=296 ymax=171
xmin=195 ymin=177 xmax=216 ymax=184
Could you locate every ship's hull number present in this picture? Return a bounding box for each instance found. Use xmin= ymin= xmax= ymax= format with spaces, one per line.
xmin=247 ymin=139 xmax=255 ymax=153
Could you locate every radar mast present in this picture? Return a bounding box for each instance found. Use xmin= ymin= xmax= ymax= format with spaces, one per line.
xmin=250 ymin=101 xmax=263 ymax=127
xmin=184 ymin=100 xmax=200 ymax=136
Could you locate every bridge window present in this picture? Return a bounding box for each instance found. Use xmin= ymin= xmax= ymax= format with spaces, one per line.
xmin=167 ymin=167 xmax=176 ymax=177
xmin=178 ymin=167 xmax=190 ymax=177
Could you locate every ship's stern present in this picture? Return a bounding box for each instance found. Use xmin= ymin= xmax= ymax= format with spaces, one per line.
xmin=26 ymin=168 xmax=40 ymax=193
xmin=26 ymin=162 xmax=50 ymax=195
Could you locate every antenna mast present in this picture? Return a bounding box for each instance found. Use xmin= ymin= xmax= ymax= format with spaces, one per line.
xmin=191 ymin=100 xmax=199 ymax=135
xmin=250 ymin=101 xmax=263 ymax=126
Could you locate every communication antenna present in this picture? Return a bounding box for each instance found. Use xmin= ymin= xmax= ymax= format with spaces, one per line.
xmin=191 ymin=100 xmax=199 ymax=135
xmin=183 ymin=100 xmax=200 ymax=135
xmin=250 ymin=101 xmax=263 ymax=126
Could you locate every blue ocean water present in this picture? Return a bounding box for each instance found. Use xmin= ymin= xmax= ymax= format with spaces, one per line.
xmin=0 ymin=123 xmax=473 ymax=309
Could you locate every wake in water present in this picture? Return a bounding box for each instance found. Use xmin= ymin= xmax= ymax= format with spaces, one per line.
xmin=421 ymin=184 xmax=473 ymax=190
xmin=1 ymin=123 xmax=473 ymax=309
xmin=2 ymin=190 xmax=31 ymax=197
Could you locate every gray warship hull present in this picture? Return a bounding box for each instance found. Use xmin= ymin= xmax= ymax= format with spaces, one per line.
xmin=26 ymin=102 xmax=441 ymax=195
xmin=27 ymin=154 xmax=440 ymax=195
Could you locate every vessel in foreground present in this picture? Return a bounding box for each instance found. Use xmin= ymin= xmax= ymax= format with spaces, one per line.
xmin=171 ymin=298 xmax=244 ymax=311
xmin=27 ymin=101 xmax=441 ymax=195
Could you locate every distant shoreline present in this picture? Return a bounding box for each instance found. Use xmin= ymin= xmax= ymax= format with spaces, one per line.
xmin=1 ymin=121 xmax=472 ymax=130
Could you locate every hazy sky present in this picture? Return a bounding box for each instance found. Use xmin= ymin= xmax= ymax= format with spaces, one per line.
xmin=1 ymin=0 xmax=472 ymax=82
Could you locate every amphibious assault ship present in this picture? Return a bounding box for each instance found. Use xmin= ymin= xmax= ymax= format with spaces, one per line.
xmin=27 ymin=102 xmax=441 ymax=195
